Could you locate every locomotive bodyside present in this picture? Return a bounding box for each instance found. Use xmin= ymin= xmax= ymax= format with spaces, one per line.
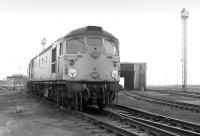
xmin=27 ymin=26 xmax=121 ymax=110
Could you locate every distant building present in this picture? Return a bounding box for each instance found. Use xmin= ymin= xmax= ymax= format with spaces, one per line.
xmin=0 ymin=80 xmax=8 ymax=87
xmin=6 ymin=74 xmax=27 ymax=90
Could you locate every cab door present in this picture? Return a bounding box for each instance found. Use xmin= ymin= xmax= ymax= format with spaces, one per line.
xmin=57 ymin=42 xmax=64 ymax=79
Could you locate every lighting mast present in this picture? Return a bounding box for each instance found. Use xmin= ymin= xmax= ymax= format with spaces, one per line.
xmin=41 ymin=38 xmax=46 ymax=50
xmin=181 ymin=8 xmax=189 ymax=89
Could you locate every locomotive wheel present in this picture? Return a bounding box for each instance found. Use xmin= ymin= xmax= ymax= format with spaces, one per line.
xmin=74 ymin=92 xmax=83 ymax=111
xmin=55 ymin=87 xmax=62 ymax=106
xmin=97 ymin=99 xmax=104 ymax=110
xmin=56 ymin=96 xmax=61 ymax=106
xmin=75 ymin=92 xmax=78 ymax=111
xmin=79 ymin=93 xmax=83 ymax=111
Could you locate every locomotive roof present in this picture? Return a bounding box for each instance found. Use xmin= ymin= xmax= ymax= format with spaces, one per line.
xmin=65 ymin=26 xmax=118 ymax=41
xmin=33 ymin=26 xmax=118 ymax=59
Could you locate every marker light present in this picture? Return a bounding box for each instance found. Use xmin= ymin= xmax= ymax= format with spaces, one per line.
xmin=68 ymin=69 xmax=77 ymax=78
xmin=112 ymin=70 xmax=118 ymax=79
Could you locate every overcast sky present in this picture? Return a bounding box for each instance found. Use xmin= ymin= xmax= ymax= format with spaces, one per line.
xmin=0 ymin=0 xmax=200 ymax=85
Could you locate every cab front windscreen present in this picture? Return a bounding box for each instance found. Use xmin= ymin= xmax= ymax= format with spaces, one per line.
xmin=66 ymin=38 xmax=85 ymax=54
xmin=104 ymin=39 xmax=118 ymax=56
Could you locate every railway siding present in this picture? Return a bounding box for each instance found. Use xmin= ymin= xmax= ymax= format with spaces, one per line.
xmin=122 ymin=91 xmax=200 ymax=113
xmin=148 ymin=89 xmax=200 ymax=101
xmin=118 ymin=91 xmax=200 ymax=124
xmin=111 ymin=104 xmax=200 ymax=135
xmin=28 ymin=91 xmax=185 ymax=136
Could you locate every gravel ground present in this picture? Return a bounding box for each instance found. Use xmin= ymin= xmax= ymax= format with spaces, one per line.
xmin=0 ymin=90 xmax=114 ymax=136
xmin=118 ymin=91 xmax=200 ymax=125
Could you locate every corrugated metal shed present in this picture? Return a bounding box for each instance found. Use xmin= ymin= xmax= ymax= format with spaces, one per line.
xmin=120 ymin=63 xmax=135 ymax=71
xmin=133 ymin=63 xmax=146 ymax=90
xmin=120 ymin=63 xmax=146 ymax=90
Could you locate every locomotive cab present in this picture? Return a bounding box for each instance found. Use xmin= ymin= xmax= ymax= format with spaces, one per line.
xmin=60 ymin=27 xmax=121 ymax=109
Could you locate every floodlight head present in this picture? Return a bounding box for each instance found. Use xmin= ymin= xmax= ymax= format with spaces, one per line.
xmin=181 ymin=8 xmax=189 ymax=19
xmin=41 ymin=38 xmax=46 ymax=50
xmin=181 ymin=8 xmax=185 ymax=13
xmin=41 ymin=38 xmax=46 ymax=45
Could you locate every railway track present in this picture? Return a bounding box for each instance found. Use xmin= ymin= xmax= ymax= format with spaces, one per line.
xmin=76 ymin=107 xmax=179 ymax=136
xmin=109 ymin=104 xmax=200 ymax=136
xmin=31 ymin=94 xmax=175 ymax=136
xmin=29 ymin=92 xmax=200 ymax=136
xmin=122 ymin=91 xmax=200 ymax=113
xmin=148 ymin=89 xmax=200 ymax=99
xmin=77 ymin=104 xmax=200 ymax=136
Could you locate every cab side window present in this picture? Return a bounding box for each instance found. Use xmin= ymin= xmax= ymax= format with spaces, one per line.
xmin=51 ymin=47 xmax=56 ymax=73
xmin=59 ymin=42 xmax=63 ymax=56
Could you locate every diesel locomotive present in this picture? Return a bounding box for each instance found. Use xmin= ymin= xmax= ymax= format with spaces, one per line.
xmin=27 ymin=26 xmax=121 ymax=110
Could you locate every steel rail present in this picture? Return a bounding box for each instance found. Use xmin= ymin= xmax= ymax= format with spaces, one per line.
xmin=32 ymin=94 xmax=178 ymax=136
xmin=78 ymin=111 xmax=180 ymax=136
xmin=112 ymin=104 xmax=200 ymax=133
xmin=27 ymin=92 xmax=198 ymax=136
xmin=104 ymin=109 xmax=199 ymax=136
xmin=132 ymin=91 xmax=200 ymax=111
xmin=109 ymin=104 xmax=200 ymax=136
xmin=148 ymin=89 xmax=200 ymax=99
xmin=140 ymin=91 xmax=200 ymax=109
xmin=122 ymin=91 xmax=200 ymax=113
